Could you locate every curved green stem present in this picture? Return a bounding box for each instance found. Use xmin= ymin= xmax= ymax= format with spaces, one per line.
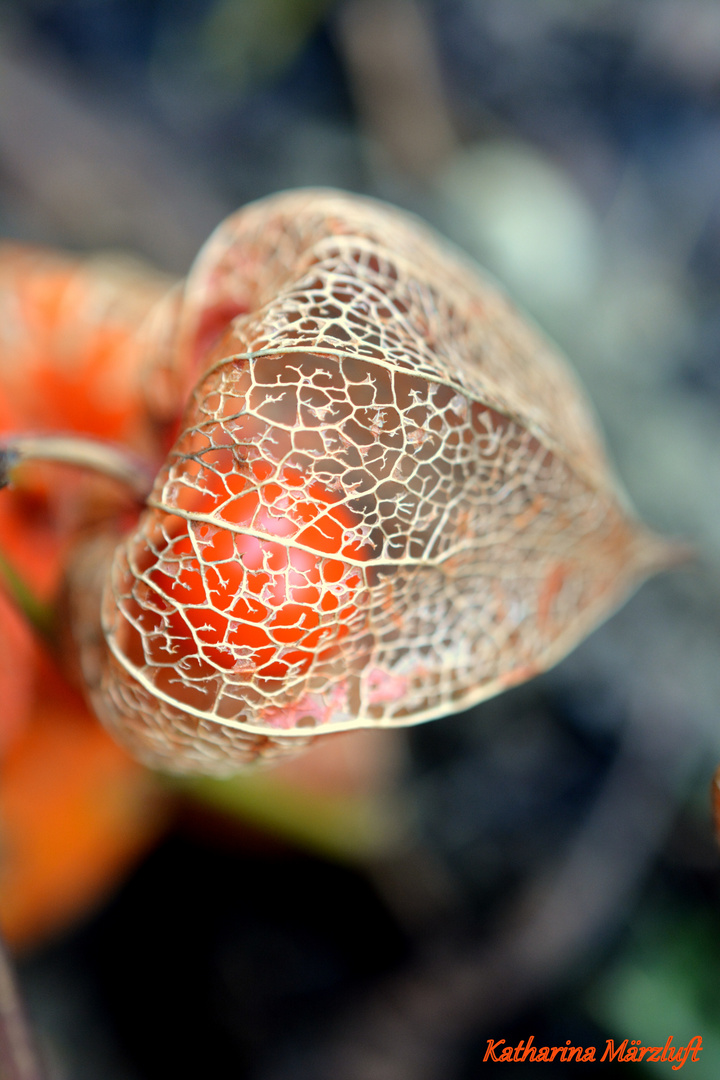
xmin=0 ymin=550 xmax=55 ymax=642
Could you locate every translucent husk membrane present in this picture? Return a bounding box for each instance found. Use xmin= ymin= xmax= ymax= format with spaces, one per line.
xmin=71 ymin=190 xmax=677 ymax=775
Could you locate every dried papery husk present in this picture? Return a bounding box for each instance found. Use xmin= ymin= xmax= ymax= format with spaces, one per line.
xmin=80 ymin=189 xmax=679 ymax=775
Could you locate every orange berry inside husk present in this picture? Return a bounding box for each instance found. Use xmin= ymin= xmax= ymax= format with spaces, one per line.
xmin=118 ymin=456 xmax=371 ymax=693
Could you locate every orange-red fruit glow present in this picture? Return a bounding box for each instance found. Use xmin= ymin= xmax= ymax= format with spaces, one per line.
xmin=136 ymin=460 xmax=369 ymax=687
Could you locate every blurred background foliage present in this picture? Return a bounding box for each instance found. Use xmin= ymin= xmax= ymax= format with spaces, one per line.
xmin=1 ymin=1 xmax=720 ymax=1077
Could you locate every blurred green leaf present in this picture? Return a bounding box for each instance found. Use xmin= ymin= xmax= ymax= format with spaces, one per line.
xmin=588 ymin=908 xmax=720 ymax=1078
xmin=172 ymin=767 xmax=408 ymax=862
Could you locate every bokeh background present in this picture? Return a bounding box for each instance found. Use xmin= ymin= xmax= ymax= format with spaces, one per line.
xmin=2 ymin=1 xmax=720 ymax=1077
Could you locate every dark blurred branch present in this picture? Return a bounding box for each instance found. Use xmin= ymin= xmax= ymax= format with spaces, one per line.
xmin=0 ymin=931 xmax=48 ymax=1080
xmin=304 ymin=695 xmax=701 ymax=1080
xmin=0 ymin=40 xmax=228 ymax=270
xmin=337 ymin=0 xmax=456 ymax=181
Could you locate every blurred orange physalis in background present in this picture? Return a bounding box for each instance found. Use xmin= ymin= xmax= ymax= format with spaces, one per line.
xmin=0 ymin=249 xmax=174 ymax=950
xmin=0 ymin=658 xmax=166 ymax=948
